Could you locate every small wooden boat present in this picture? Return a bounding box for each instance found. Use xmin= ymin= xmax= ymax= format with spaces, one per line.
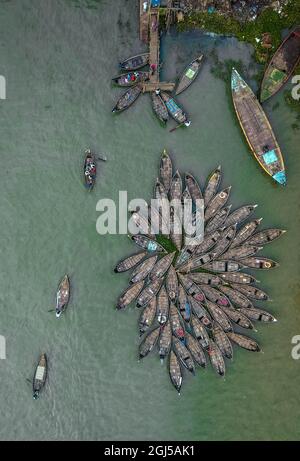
xmin=212 ymin=323 xmax=233 ymax=360
xmin=239 ymin=256 xmax=279 ymax=270
xmin=219 ymin=272 xmax=258 ymax=285
xmin=200 ymin=286 xmax=230 ymax=308
xmin=56 ymin=275 xmax=70 ymax=318
xmin=131 ymin=235 xmax=166 ymax=253
xmin=189 ymin=272 xmax=222 ymax=286
xmin=139 ymin=327 xmax=160 ymax=359
xmin=112 ymin=71 xmax=149 ymax=87
xmin=160 ymin=149 xmax=173 ymax=192
xmin=178 ymin=275 xmax=205 ymax=304
xmin=189 ymin=297 xmax=212 ymax=329
xmin=169 ymin=350 xmax=182 ymax=394
xmin=202 ymin=260 xmax=246 ymax=272
xmin=149 ymin=252 xmax=175 ymax=281
xmin=170 ymin=206 xmax=182 ymax=251
xmin=211 ymin=225 xmax=237 ymax=259
xmin=227 ymin=332 xmax=260 ymax=352
xmin=166 ymin=265 xmax=178 ymax=302
xmin=220 ymin=245 xmax=262 ymax=261
xmin=130 ymin=255 xmax=158 ymax=284
xmin=178 ymin=285 xmax=191 ymax=323
xmin=151 ymin=91 xmax=169 ymax=124
xmin=179 ymin=251 xmax=214 ymax=273
xmin=33 ymin=353 xmax=47 ymax=400
xmin=120 ymin=53 xmax=149 ymax=71
xmin=260 ymin=27 xmax=300 ymax=102
xmin=205 ymin=206 xmax=232 ymax=234
xmin=170 ymin=303 xmax=185 ymax=340
xmin=131 ymin=212 xmax=153 ymax=238
xmin=205 ymin=300 xmax=232 ymax=333
xmin=136 ymin=278 xmax=163 ymax=308
xmin=204 ymin=187 xmax=231 ymax=222
xmin=231 ymin=219 xmax=262 ymax=248
xmin=160 ymin=92 xmax=191 ymax=126
xmin=159 ymin=321 xmax=172 ymax=362
xmin=175 ymin=55 xmax=204 ymax=95
xmin=246 ymin=228 xmax=286 ymax=246
xmin=117 ymin=280 xmax=145 ymax=310
xmin=218 ymin=285 xmax=253 ymax=309
xmin=185 ymin=332 xmax=206 ymax=367
xmin=191 ymin=315 xmax=210 ymax=349
xmin=114 ymin=251 xmax=147 ymax=273
xmin=232 ymin=68 xmax=286 ymax=186
xmin=208 ymin=340 xmax=226 ymax=376
xmin=204 ymin=165 xmax=222 ymax=208
xmin=173 ymin=338 xmax=195 ymax=374
xmin=84 ymin=150 xmax=97 ymax=190
xmin=156 ymin=286 xmax=170 ymax=325
xmin=223 ymin=205 xmax=257 ymax=228
xmin=139 ymin=297 xmax=157 ymax=336
xmin=194 ymin=229 xmax=224 ymax=255
xmin=220 ymin=305 xmax=254 ymax=330
xmin=112 ymin=85 xmax=142 ymax=113
xmin=185 ymin=173 xmax=203 ymax=202
xmin=231 ymin=284 xmax=269 ymax=301
xmin=154 ymin=178 xmax=168 ymax=200
xmin=169 ymin=170 xmax=183 ymax=202
xmin=238 ymin=307 xmax=277 ymax=323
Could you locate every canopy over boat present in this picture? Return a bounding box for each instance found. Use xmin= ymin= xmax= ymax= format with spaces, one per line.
xmin=33 ymin=353 xmax=47 ymax=399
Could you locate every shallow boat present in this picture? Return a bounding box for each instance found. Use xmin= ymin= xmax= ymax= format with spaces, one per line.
xmin=220 ymin=245 xmax=262 ymax=261
xmin=178 ymin=275 xmax=205 ymax=304
xmin=212 ymin=323 xmax=233 ymax=359
xmin=185 ymin=332 xmax=206 ymax=367
xmin=219 ymin=272 xmax=258 ymax=285
xmin=246 ymin=228 xmax=286 ymax=246
xmin=223 ymin=205 xmax=257 ymax=228
xmin=156 ymin=286 xmax=170 ymax=324
xmin=155 ymin=179 xmax=168 ymax=200
xmin=220 ymin=305 xmax=254 ymax=330
xmin=139 ymin=327 xmax=160 ymax=359
xmin=170 ymin=206 xmax=182 ymax=251
xmin=173 ymin=338 xmax=195 ymax=374
xmin=232 ymin=68 xmax=286 ymax=186
xmin=84 ymin=150 xmax=97 ymax=190
xmin=131 ymin=211 xmax=153 ymax=238
xmin=139 ymin=297 xmax=157 ymax=336
xmin=205 ymin=206 xmax=232 ymax=234
xmin=189 ymin=272 xmax=222 ymax=286
xmin=159 ymin=321 xmax=172 ymax=362
xmin=194 ymin=229 xmax=224 ymax=255
xmin=178 ymin=285 xmax=191 ymax=323
xmin=160 ymin=92 xmax=191 ymax=126
xmin=130 ymin=255 xmax=158 ymax=284
xmin=191 ymin=315 xmax=210 ymax=349
xmin=239 ymin=256 xmax=279 ymax=270
xmin=159 ymin=149 xmax=173 ymax=192
xmin=200 ymin=286 xmax=230 ymax=308
xmin=114 ymin=251 xmax=147 ymax=273
xmin=149 ymin=252 xmax=175 ymax=281
xmin=120 ymin=53 xmax=149 ymax=71
xmin=218 ymin=285 xmax=253 ymax=309
xmin=179 ymin=252 xmax=214 ymax=273
xmin=204 ymin=187 xmax=231 ymax=222
xmin=185 ymin=173 xmax=203 ymax=203
xmin=227 ymin=332 xmax=260 ymax=352
xmin=112 ymin=71 xmax=149 ymax=87
xmin=202 ymin=260 xmax=246 ymax=272
xmin=175 ymin=55 xmax=204 ymax=95
xmin=112 ymin=85 xmax=142 ymax=113
xmin=211 ymin=225 xmax=237 ymax=259
xmin=260 ymin=27 xmax=300 ymax=102
xmin=238 ymin=307 xmax=277 ymax=323
xmin=151 ymin=91 xmax=169 ymax=124
xmin=189 ymin=297 xmax=212 ymax=329
xmin=117 ymin=280 xmax=145 ymax=310
xmin=131 ymin=235 xmax=166 ymax=253
xmin=204 ymin=166 xmax=222 ymax=208
xmin=56 ymin=275 xmax=70 ymax=318
xmin=170 ymin=303 xmax=185 ymax=340
xmin=166 ymin=265 xmax=178 ymax=302
xmin=33 ymin=354 xmax=47 ymax=400
xmin=169 ymin=350 xmax=182 ymax=394
xmin=208 ymin=340 xmax=226 ymax=376
xmin=231 ymin=219 xmax=262 ymax=248
xmin=205 ymin=300 xmax=232 ymax=333
xmin=231 ymin=284 xmax=269 ymax=301
xmin=169 ymin=170 xmax=183 ymax=203
xmin=136 ymin=278 xmax=163 ymax=308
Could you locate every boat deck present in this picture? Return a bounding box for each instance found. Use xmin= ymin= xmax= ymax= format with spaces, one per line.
xmin=149 ymin=9 xmax=160 ymax=82
xmin=141 ymin=82 xmax=175 ymax=92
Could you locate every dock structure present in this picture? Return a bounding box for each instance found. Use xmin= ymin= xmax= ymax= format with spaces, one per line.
xmin=139 ymin=0 xmax=150 ymax=43
xmin=140 ymin=82 xmax=175 ymax=93
xmin=149 ymin=8 xmax=160 ymax=82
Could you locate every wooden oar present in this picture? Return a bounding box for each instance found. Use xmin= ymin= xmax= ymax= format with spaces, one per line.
xmin=169 ymin=123 xmax=184 ymax=133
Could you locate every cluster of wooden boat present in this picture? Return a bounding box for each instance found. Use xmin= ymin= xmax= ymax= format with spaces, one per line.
xmin=112 ymin=53 xmax=204 ymax=128
xmin=114 ymin=149 xmax=285 ymax=393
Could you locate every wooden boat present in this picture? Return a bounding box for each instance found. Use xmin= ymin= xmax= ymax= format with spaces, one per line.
xmin=131 ymin=235 xmax=166 ymax=253
xmin=159 ymin=321 xmax=172 ymax=362
xmin=136 ymin=278 xmax=163 ymax=308
xmin=84 ymin=150 xmax=97 ymax=190
xmin=232 ymin=68 xmax=286 ymax=186
xmin=231 ymin=284 xmax=269 ymax=301
xmin=219 ymin=272 xmax=258 ymax=285
xmin=205 ymin=206 xmax=232 ymax=234
xmin=204 ymin=187 xmax=231 ymax=222
xmin=112 ymin=85 xmax=142 ymax=113
xmin=220 ymin=305 xmax=254 ymax=330
xmin=169 ymin=170 xmax=182 ymax=202
xmin=212 ymin=323 xmax=233 ymax=360
xmin=131 ymin=212 xmax=153 ymax=238
xmin=219 ymin=245 xmax=262 ymax=261
xmin=246 ymin=228 xmax=286 ymax=246
xmin=160 ymin=149 xmax=173 ymax=192
xmin=170 ymin=206 xmax=182 ymax=251
xmin=179 ymin=252 xmax=214 ymax=273
xmin=33 ymin=354 xmax=47 ymax=400
xmin=191 ymin=315 xmax=210 ymax=349
xmin=160 ymin=92 xmax=191 ymax=126
xmin=205 ymin=300 xmax=232 ymax=333
xmin=189 ymin=272 xmax=222 ymax=286
xmin=178 ymin=275 xmax=205 ymax=304
xmin=208 ymin=340 xmax=226 ymax=376
xmin=112 ymin=71 xmax=149 ymax=87
xmin=149 ymin=252 xmax=175 ymax=281
xmin=260 ymin=27 xmax=300 ymax=102
xmin=231 ymin=219 xmax=262 ymax=248
xmin=56 ymin=275 xmax=70 ymax=318
xmin=211 ymin=225 xmax=237 ymax=259
xmin=170 ymin=303 xmax=185 ymax=340
xmin=227 ymin=332 xmax=260 ymax=352
xmin=200 ymin=286 xmax=230 ymax=308
xmin=151 ymin=91 xmax=169 ymax=124
xmin=178 ymin=285 xmax=191 ymax=323
xmin=175 ymin=55 xmax=204 ymax=95
xmin=120 ymin=53 xmax=149 ymax=71
xmin=169 ymin=350 xmax=182 ymax=394
xmin=202 ymin=260 xmax=246 ymax=272
xmin=117 ymin=280 xmax=145 ymax=310
xmin=185 ymin=173 xmax=203 ymax=202
xmin=154 ymin=178 xmax=168 ymax=200
xmin=114 ymin=251 xmax=147 ymax=273
xmin=173 ymin=338 xmax=195 ymax=374
xmin=223 ymin=205 xmax=257 ymax=228
xmin=218 ymin=285 xmax=253 ymax=309
xmin=130 ymin=255 xmax=158 ymax=284
xmin=139 ymin=327 xmax=160 ymax=359
xmin=238 ymin=307 xmax=277 ymax=323
xmin=139 ymin=297 xmax=157 ymax=336
xmin=194 ymin=229 xmax=224 ymax=255
xmin=166 ymin=265 xmax=178 ymax=302
xmin=239 ymin=256 xmax=279 ymax=270
xmin=204 ymin=166 xmax=221 ymax=208
xmin=185 ymin=332 xmax=206 ymax=367
xmin=156 ymin=286 xmax=170 ymax=324
xmin=189 ymin=297 xmax=212 ymax=329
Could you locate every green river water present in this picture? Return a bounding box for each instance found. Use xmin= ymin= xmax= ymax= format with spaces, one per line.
xmin=0 ymin=0 xmax=300 ymax=441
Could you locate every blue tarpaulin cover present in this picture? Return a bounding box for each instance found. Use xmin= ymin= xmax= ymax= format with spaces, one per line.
xmin=263 ymin=149 xmax=277 ymax=165
xmin=151 ymin=0 xmax=160 ymax=6
xmin=273 ymin=171 xmax=286 ymax=185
